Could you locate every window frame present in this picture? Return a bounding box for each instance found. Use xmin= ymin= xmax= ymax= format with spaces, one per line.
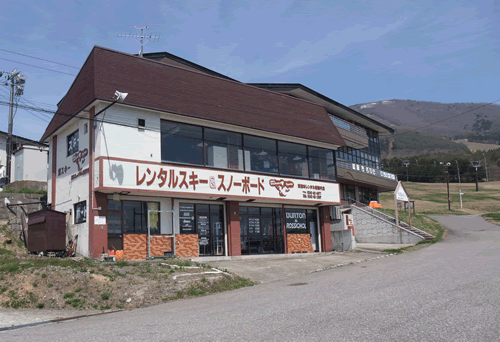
xmin=74 ymin=201 xmax=87 ymax=224
xmin=160 ymin=119 xmax=337 ymax=182
xmin=67 ymin=129 xmax=79 ymax=157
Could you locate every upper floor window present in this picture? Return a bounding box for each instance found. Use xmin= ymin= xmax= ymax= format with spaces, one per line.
xmin=160 ymin=119 xmax=336 ymax=181
xmin=67 ymin=130 xmax=79 ymax=156
xmin=243 ymin=135 xmax=278 ymax=174
xmin=204 ymin=128 xmax=243 ymax=170
xmin=278 ymin=141 xmax=308 ymax=177
xmin=160 ymin=121 xmax=203 ymax=165
xmin=309 ymin=147 xmax=335 ymax=180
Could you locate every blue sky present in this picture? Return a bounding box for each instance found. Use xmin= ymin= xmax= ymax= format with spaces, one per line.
xmin=0 ymin=0 xmax=498 ymax=141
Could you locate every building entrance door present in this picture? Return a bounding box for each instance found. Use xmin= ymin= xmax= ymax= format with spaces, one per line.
xmin=179 ymin=203 xmax=224 ymax=257
xmin=240 ymin=206 xmax=284 ymax=254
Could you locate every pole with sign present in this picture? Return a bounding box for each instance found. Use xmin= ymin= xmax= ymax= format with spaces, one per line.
xmin=394 ymin=181 xmax=412 ymax=227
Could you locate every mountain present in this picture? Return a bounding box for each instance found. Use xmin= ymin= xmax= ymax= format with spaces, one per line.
xmin=350 ymin=100 xmax=500 ymax=158
xmin=351 ymin=100 xmax=500 ymax=138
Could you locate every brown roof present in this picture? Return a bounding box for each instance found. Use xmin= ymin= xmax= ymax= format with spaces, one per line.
xmin=41 ymin=46 xmax=345 ymax=147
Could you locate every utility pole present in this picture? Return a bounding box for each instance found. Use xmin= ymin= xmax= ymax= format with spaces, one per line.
xmin=1 ymin=69 xmax=25 ymax=184
xmin=455 ymin=159 xmax=461 ymax=183
xmin=402 ymin=160 xmax=410 ymax=182
xmin=118 ymin=26 xmax=160 ymax=57
xmin=471 ymin=161 xmax=481 ymax=192
xmin=482 ymin=152 xmax=489 ymax=182
xmin=441 ymin=162 xmax=451 ymax=210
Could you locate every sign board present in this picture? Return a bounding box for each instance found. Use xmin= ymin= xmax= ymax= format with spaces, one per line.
xmin=101 ymin=160 xmax=340 ymax=204
xmin=395 ymin=181 xmax=409 ymax=202
xmin=179 ymin=203 xmax=195 ymax=234
xmin=94 ymin=216 xmax=106 ymax=225
xmin=285 ymin=209 xmax=308 ymax=234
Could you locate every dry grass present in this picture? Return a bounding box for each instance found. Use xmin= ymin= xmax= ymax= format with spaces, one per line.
xmin=455 ymin=140 xmax=500 ymax=153
xmin=379 ymin=181 xmax=500 ymax=215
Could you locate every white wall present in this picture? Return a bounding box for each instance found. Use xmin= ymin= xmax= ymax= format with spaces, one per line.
xmin=96 ymin=106 xmax=161 ymax=163
xmin=12 ymin=146 xmax=49 ymax=182
xmin=0 ymin=135 xmax=6 ymax=169
xmin=53 ymin=117 xmax=91 ymax=257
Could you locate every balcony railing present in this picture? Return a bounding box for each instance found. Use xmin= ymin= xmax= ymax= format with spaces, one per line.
xmin=337 ymin=159 xmax=397 ymax=181
xmin=329 ymin=115 xmax=368 ymax=138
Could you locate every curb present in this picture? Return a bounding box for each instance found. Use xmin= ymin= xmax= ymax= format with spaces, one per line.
xmin=310 ymin=253 xmax=395 ymax=274
xmin=0 ymin=309 xmax=123 ymax=333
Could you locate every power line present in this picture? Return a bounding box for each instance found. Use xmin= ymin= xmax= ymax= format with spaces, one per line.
xmin=0 ymin=48 xmax=80 ymax=69
xmin=0 ymin=57 xmax=77 ymax=76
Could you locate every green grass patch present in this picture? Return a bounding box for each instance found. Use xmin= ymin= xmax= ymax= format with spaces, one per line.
xmin=482 ymin=212 xmax=500 ymax=223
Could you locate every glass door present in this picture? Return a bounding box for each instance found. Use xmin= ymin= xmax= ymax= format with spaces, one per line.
xmin=239 ymin=207 xmax=284 ymax=255
xmin=190 ymin=203 xmax=225 ymax=257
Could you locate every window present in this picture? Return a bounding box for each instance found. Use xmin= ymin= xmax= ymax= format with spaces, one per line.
xmin=74 ymin=201 xmax=86 ymax=224
xmin=83 ymin=123 xmax=88 ymax=134
xmin=123 ymin=201 xmax=160 ymax=234
xmin=67 ymin=130 xmax=79 ymax=156
xmin=308 ymin=147 xmax=335 ymax=180
xmin=159 ymin=120 xmax=336 ymax=181
xmin=204 ymin=128 xmax=243 ymax=170
xmin=161 ymin=120 xmax=203 ymax=165
xmin=243 ymin=135 xmax=278 ymax=174
xmin=278 ymin=141 xmax=308 ymax=177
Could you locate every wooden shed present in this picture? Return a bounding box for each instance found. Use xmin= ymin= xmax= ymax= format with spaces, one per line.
xmin=27 ymin=209 xmax=66 ymax=253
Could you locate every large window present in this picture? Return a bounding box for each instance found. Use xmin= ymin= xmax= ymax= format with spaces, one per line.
xmin=67 ymin=130 xmax=79 ymax=156
xmin=161 ymin=121 xmax=203 ymax=165
xmin=160 ymin=119 xmax=336 ymax=181
xmin=336 ymin=129 xmax=381 ymax=169
xmin=74 ymin=201 xmax=86 ymax=224
xmin=122 ymin=201 xmax=160 ymax=234
xmin=243 ymin=135 xmax=278 ymax=174
xmin=278 ymin=141 xmax=308 ymax=177
xmin=309 ymin=147 xmax=335 ymax=180
xmin=204 ymin=128 xmax=243 ymax=170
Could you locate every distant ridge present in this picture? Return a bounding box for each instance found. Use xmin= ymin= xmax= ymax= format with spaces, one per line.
xmin=349 ymin=99 xmax=500 ymax=158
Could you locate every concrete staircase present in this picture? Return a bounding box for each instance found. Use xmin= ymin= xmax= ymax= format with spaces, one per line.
xmin=352 ymin=200 xmax=435 ymax=241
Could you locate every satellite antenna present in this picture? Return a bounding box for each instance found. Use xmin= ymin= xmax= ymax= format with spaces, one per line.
xmin=118 ymin=26 xmax=160 ymax=57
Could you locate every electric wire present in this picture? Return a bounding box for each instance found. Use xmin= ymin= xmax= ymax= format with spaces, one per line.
xmin=0 ymin=48 xmax=80 ymax=69
xmin=0 ymin=57 xmax=77 ymax=76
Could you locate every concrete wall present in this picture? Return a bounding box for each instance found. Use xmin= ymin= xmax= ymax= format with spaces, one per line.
xmin=52 ymin=117 xmax=91 ymax=257
xmin=12 ymin=146 xmax=49 ymax=182
xmin=331 ymin=229 xmax=355 ymax=251
xmin=351 ymin=206 xmax=423 ymax=244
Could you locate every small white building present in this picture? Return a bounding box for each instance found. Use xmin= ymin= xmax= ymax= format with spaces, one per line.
xmin=0 ymin=131 xmax=48 ymax=182
xmin=11 ymin=145 xmax=49 ymax=182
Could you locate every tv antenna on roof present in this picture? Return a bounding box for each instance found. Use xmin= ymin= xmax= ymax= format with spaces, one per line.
xmin=118 ymin=26 xmax=160 ymax=57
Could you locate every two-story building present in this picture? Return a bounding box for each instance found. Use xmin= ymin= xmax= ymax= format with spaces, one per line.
xmin=42 ymin=46 xmax=353 ymax=259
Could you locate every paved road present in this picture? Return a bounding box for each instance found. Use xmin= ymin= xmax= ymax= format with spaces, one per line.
xmin=3 ymin=214 xmax=500 ymax=341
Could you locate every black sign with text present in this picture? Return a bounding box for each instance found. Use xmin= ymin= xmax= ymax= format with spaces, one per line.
xmin=179 ymin=203 xmax=195 ymax=234
xmin=285 ymin=209 xmax=308 ymax=234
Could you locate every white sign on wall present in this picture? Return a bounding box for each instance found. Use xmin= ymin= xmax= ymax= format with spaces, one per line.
xmin=94 ymin=216 xmax=106 ymax=225
xmin=101 ymin=159 xmax=340 ymax=204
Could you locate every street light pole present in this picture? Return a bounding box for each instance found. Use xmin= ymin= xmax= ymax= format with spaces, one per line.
xmin=455 ymin=160 xmax=461 ymax=184
xmin=403 ymin=160 xmax=410 ymax=182
xmin=471 ymin=161 xmax=481 ymax=192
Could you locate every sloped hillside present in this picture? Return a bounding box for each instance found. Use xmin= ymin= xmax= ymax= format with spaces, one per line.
xmin=351 ymin=100 xmax=500 ymax=138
